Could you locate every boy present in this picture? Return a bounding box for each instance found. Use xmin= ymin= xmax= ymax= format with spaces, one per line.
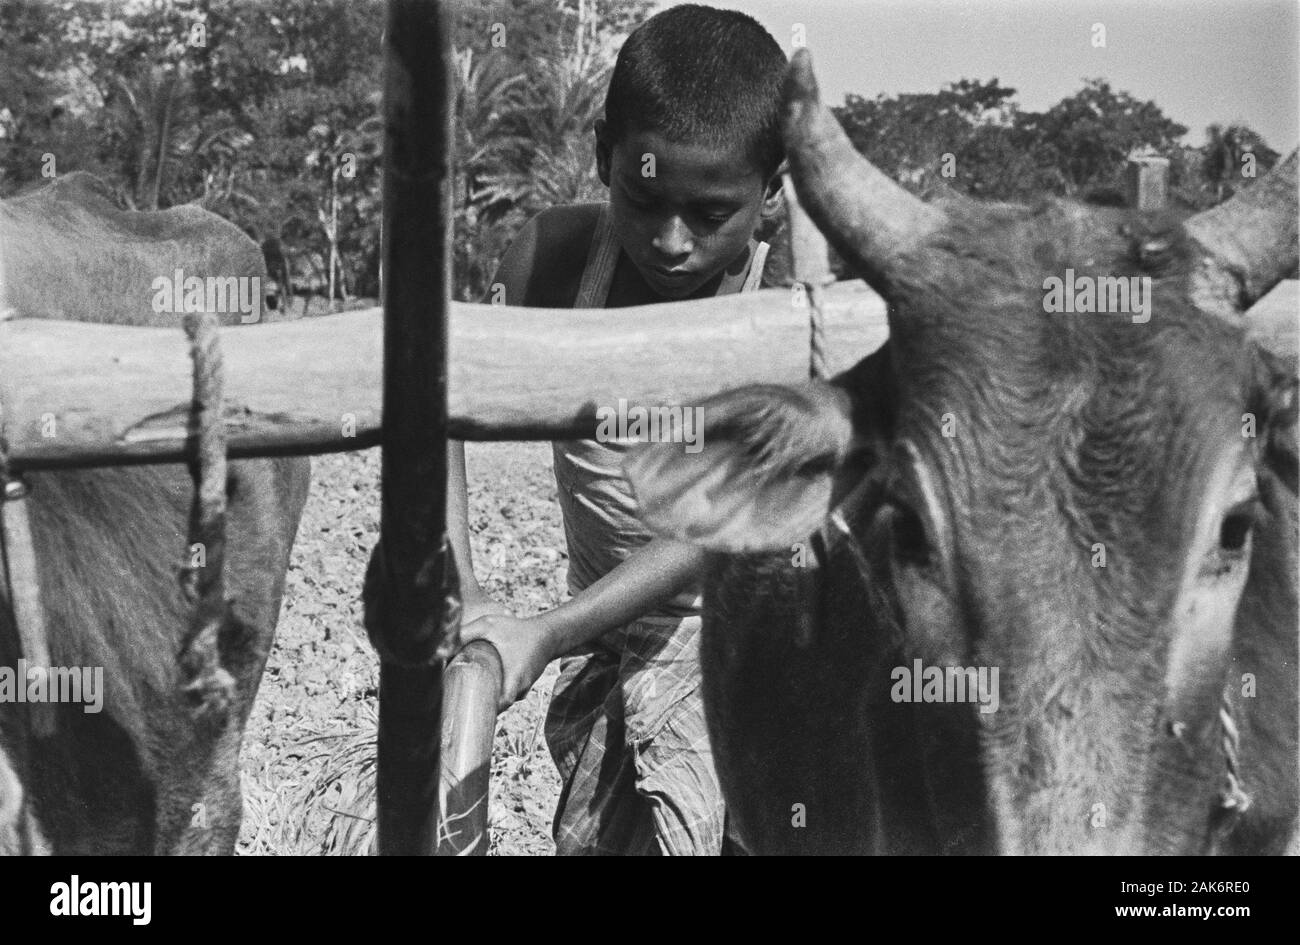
xmin=450 ymin=4 xmax=788 ymax=855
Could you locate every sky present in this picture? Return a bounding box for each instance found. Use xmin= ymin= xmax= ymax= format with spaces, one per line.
xmin=660 ymin=0 xmax=1300 ymax=152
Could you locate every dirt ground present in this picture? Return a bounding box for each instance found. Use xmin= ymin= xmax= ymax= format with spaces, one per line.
xmin=237 ymin=442 xmax=568 ymax=855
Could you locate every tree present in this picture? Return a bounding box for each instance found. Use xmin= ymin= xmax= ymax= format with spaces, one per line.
xmin=190 ymin=0 xmax=385 ymax=303
xmin=833 ymin=76 xmax=1201 ymax=207
xmin=1202 ymin=122 xmax=1279 ymax=203
xmin=955 ymin=122 xmax=1062 ymax=201
xmin=52 ymin=0 xmax=215 ymax=210
xmin=834 ymin=78 xmax=1021 ymax=198
xmin=1025 ymin=79 xmax=1187 ymax=198
xmin=0 ymin=0 xmax=107 ymax=193
xmin=448 ymin=0 xmax=653 ymax=300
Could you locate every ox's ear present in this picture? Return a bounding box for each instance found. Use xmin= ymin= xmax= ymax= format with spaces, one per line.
xmin=1260 ymin=353 xmax=1298 ymax=495
xmin=626 ymin=346 xmax=896 ymax=551
xmin=625 ymin=382 xmax=857 ymax=551
xmin=1247 ymin=342 xmax=1299 ymax=496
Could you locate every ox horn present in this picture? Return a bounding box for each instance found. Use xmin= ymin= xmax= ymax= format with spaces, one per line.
xmin=782 ymin=49 xmax=946 ymax=297
xmin=1184 ymin=148 xmax=1298 ymax=320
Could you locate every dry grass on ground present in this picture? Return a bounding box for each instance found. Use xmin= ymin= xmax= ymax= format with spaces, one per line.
xmin=238 ymin=442 xmax=567 ymax=855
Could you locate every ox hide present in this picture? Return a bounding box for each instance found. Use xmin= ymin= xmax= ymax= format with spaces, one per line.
xmin=0 ymin=173 xmax=309 ymax=854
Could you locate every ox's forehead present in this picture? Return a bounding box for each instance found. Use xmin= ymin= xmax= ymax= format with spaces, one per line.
xmin=882 ymin=202 xmax=1259 ymax=537
xmin=891 ymin=199 xmax=1254 ymax=409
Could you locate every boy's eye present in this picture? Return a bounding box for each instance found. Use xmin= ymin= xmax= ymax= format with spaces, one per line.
xmin=622 ymin=187 xmax=656 ymax=210
xmin=693 ymin=205 xmax=738 ymax=226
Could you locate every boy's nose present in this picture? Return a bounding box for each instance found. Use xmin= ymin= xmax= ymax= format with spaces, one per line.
xmin=652 ymin=216 xmax=693 ymax=261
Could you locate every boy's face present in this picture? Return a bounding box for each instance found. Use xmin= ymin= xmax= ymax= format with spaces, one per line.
xmin=597 ymin=122 xmax=776 ymax=300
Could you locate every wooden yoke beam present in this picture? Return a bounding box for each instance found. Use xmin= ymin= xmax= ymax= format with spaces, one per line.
xmin=0 ymin=280 xmax=1294 ymax=470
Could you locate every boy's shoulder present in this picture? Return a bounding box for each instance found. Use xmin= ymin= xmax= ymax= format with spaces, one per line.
xmin=497 ymin=203 xmax=604 ymax=309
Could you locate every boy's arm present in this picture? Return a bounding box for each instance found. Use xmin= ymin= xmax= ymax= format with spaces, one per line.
xmin=543 ymin=537 xmax=704 ymax=653
xmin=447 ymin=440 xmax=500 ymax=623
xmin=445 ymin=216 xmax=542 ymax=622
xmin=460 ymin=537 xmax=706 ymax=709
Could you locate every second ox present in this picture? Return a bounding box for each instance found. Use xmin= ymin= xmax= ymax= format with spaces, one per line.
xmin=627 ymin=51 xmax=1298 ymax=855
xmin=0 ymin=173 xmax=309 ymax=854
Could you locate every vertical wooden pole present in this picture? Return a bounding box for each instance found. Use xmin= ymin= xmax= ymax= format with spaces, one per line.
xmin=1126 ymin=154 xmax=1170 ymax=211
xmin=782 ymin=173 xmax=833 ymax=382
xmin=366 ymin=0 xmax=458 ymax=856
xmin=781 ymin=173 xmax=833 ymax=290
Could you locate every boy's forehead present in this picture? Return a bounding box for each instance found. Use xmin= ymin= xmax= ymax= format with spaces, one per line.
xmin=613 ymin=128 xmax=765 ymax=192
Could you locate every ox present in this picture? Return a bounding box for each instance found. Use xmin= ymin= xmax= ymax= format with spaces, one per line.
xmin=628 ymin=52 xmax=1298 ymax=855
xmin=0 ymin=173 xmax=309 ymax=854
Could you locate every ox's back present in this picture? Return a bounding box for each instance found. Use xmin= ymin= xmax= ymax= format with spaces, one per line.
xmin=0 ymin=171 xmax=286 ymax=326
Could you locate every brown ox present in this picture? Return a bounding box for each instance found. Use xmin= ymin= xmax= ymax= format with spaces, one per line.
xmin=0 ymin=173 xmax=308 ymax=854
xmin=628 ymin=52 xmax=1298 ymax=855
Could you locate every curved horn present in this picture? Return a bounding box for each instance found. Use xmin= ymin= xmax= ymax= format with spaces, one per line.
xmin=782 ymin=49 xmax=946 ymax=298
xmin=1184 ymin=148 xmax=1298 ymax=320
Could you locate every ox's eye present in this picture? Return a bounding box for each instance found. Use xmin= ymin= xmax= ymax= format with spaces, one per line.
xmin=1202 ymin=496 xmax=1261 ymax=577
xmin=1219 ymin=506 xmax=1255 ymax=552
xmin=872 ymin=493 xmax=962 ymax=663
xmin=882 ymin=499 xmax=932 ymax=569
xmin=1219 ymin=497 xmax=1262 ymax=552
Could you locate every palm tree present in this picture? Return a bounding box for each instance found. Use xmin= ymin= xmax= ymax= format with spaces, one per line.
xmin=453 ymin=47 xmax=530 ymax=212
xmin=102 ymin=60 xmax=193 ymax=210
xmin=515 ymin=51 xmax=611 ymax=211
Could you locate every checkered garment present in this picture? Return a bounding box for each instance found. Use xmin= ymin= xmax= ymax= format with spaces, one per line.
xmin=544 ymin=615 xmax=729 ymax=855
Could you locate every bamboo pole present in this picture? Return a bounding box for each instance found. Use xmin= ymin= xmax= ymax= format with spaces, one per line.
xmin=435 ymin=641 xmax=503 ymax=856
xmin=364 ymin=0 xmax=455 ymax=856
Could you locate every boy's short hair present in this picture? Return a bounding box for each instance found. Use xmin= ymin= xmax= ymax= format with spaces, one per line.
xmin=604 ymin=4 xmax=788 ymax=178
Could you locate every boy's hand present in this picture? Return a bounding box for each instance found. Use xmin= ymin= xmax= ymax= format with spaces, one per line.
xmin=460 ymin=592 xmax=505 ymax=627
xmin=458 ymin=613 xmax=555 ymax=711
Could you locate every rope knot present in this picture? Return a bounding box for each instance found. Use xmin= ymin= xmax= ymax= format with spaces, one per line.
xmin=179 ymin=311 xmax=234 ymax=723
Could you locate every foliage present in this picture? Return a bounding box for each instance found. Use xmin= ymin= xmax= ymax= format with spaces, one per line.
xmin=831 ymin=74 xmax=1283 ymax=213
xmin=0 ymin=0 xmax=1288 ymax=307
xmin=449 ymin=0 xmax=648 ymax=301
xmin=1028 ymin=79 xmax=1187 ymax=197
xmin=0 ymin=0 xmax=104 ymax=186
xmin=835 ymin=78 xmax=1030 ymax=199
xmin=1174 ymin=123 xmax=1282 ymax=210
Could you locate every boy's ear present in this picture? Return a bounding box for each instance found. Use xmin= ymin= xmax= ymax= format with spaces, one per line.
xmin=760 ymin=163 xmax=787 ymax=222
xmin=595 ymin=118 xmax=612 ymax=187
